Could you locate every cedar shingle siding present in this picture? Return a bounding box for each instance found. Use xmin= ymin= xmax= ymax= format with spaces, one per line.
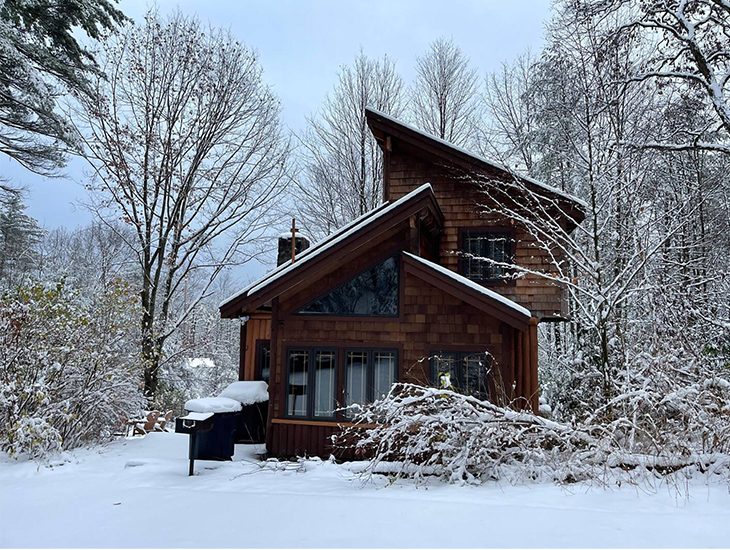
xmin=388 ymin=151 xmax=568 ymax=320
xmin=221 ymin=110 xmax=584 ymax=458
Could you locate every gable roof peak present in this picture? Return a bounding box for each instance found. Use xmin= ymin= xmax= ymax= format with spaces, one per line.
xmin=219 ymin=182 xmax=442 ymax=317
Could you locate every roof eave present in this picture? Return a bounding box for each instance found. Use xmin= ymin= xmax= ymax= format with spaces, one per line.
xmin=220 ymin=185 xmax=443 ymax=318
xmin=366 ymin=107 xmax=587 ymax=223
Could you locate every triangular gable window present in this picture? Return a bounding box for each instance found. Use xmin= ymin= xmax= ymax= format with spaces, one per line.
xmin=296 ymin=255 xmax=399 ymax=316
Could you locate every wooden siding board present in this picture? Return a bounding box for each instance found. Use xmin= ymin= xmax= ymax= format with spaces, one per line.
xmin=241 ymin=318 xmax=272 ymax=381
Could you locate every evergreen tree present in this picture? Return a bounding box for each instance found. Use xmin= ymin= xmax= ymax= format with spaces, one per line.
xmin=0 ymin=189 xmax=43 ymax=286
xmin=0 ymin=0 xmax=126 ymax=173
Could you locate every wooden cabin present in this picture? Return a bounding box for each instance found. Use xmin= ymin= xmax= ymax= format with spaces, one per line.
xmin=219 ymin=108 xmax=585 ymax=458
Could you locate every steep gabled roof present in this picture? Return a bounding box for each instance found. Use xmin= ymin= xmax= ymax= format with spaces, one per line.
xmin=402 ymin=252 xmax=531 ymax=331
xmin=220 ymin=183 xmax=444 ymax=318
xmin=366 ymin=107 xmax=586 ymax=225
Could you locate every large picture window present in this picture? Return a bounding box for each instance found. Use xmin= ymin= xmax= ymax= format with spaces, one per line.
xmin=286 ymin=348 xmax=338 ymax=419
xmin=461 ymin=231 xmax=512 ymax=282
xmin=296 ymin=256 xmax=399 ymax=316
xmin=431 ymin=351 xmax=490 ymax=401
xmin=345 ymin=349 xmax=397 ymax=417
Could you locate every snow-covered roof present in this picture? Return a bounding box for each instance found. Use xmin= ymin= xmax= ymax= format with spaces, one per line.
xmin=220 ymin=183 xmax=437 ymax=310
xmin=366 ymin=107 xmax=588 ymax=210
xmin=403 ymin=252 xmax=531 ymax=318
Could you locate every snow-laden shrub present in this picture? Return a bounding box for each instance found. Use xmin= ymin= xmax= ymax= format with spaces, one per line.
xmin=4 ymin=417 xmax=62 ymax=459
xmin=0 ymin=279 xmax=146 ymax=459
xmin=334 ymin=383 xmax=730 ymax=486
xmin=335 ymin=384 xmax=605 ymax=484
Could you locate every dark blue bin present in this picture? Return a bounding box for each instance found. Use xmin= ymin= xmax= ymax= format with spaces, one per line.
xmin=190 ymin=411 xmax=237 ymax=461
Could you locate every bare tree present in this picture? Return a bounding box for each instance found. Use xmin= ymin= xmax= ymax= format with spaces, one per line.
xmin=579 ymin=0 xmax=730 ymax=153
xmin=481 ymin=51 xmax=540 ymax=172
xmin=296 ymin=50 xmax=405 ymax=237
xmin=477 ymin=0 xmax=730 ymax=426
xmin=75 ymin=10 xmax=291 ymax=399
xmin=410 ymin=37 xmax=480 ymax=147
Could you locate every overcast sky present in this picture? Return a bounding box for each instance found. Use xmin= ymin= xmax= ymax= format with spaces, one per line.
xmin=1 ymin=0 xmax=553 ymax=280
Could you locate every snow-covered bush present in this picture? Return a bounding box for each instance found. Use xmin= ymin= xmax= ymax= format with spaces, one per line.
xmin=0 ymin=279 xmax=146 ymax=459
xmin=335 ymin=383 xmax=730 ymax=486
xmin=335 ymin=384 xmax=605 ymax=484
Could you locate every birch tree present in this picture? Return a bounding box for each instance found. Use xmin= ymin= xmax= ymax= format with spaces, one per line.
xmin=75 ymin=11 xmax=291 ymax=399
xmin=297 ymin=51 xmax=405 ymax=237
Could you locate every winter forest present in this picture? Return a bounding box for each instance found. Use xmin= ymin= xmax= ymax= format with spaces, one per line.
xmin=1 ymin=0 xmax=729 ymax=491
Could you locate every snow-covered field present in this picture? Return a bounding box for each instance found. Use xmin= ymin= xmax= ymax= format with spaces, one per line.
xmin=1 ymin=432 xmax=729 ymax=548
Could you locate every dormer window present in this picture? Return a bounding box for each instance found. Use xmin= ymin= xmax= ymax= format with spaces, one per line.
xmin=460 ymin=229 xmax=513 ymax=283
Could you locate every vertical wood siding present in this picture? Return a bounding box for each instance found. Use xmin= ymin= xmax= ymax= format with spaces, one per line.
xmin=240 ymin=317 xmax=271 ymax=381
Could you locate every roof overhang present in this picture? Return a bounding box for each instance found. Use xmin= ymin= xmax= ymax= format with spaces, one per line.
xmin=402 ymin=252 xmax=531 ymax=332
xmin=220 ymin=183 xmax=444 ymax=318
xmin=366 ymin=107 xmax=586 ymax=230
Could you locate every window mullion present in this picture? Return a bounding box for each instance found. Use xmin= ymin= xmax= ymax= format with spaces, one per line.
xmin=308 ymin=347 xmax=315 ymax=419
xmin=368 ymin=350 xmax=374 ymax=404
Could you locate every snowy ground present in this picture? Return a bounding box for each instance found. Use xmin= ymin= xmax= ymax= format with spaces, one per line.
xmin=1 ymin=432 xmax=729 ymax=548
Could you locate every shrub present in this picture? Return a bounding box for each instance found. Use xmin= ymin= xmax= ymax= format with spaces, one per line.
xmin=0 ymin=279 xmax=146 ymax=459
xmin=334 ymin=383 xmax=730 ymax=487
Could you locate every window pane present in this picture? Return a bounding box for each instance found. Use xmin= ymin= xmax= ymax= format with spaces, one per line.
xmin=287 ymin=350 xmax=308 ymax=416
xmin=345 ymin=351 xmax=369 ymax=411
xmin=463 ymin=232 xmax=510 ymax=281
xmin=432 ymin=352 xmax=459 ymax=389
xmin=465 ymin=235 xmax=485 ymax=280
xmin=463 ymin=353 xmax=490 ymax=401
xmin=372 ymin=351 xmax=396 ymax=401
xmin=297 ymin=256 xmax=399 ymax=316
xmin=259 ymin=343 xmax=271 ymax=384
xmin=313 ymin=351 xmax=336 ymax=418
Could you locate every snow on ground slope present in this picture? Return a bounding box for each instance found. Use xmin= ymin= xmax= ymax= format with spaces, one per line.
xmin=1 ymin=432 xmax=729 ymax=548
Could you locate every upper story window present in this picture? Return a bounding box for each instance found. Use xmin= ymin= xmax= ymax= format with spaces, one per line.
xmin=461 ymin=230 xmax=512 ymax=283
xmin=296 ymin=255 xmax=399 ymax=316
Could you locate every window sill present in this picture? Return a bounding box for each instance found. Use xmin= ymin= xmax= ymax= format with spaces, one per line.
xmin=272 ymin=418 xmax=377 ymax=429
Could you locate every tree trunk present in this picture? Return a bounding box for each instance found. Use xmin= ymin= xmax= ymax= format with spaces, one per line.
xmin=141 ymin=333 xmax=163 ymax=399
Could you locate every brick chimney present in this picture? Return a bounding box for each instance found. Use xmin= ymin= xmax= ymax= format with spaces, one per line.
xmin=277 ymin=233 xmax=310 ymax=266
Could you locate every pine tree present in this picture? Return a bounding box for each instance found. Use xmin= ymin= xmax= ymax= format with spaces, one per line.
xmin=0 ymin=0 xmax=126 ymax=173
xmin=0 ymin=189 xmax=43 ymax=286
